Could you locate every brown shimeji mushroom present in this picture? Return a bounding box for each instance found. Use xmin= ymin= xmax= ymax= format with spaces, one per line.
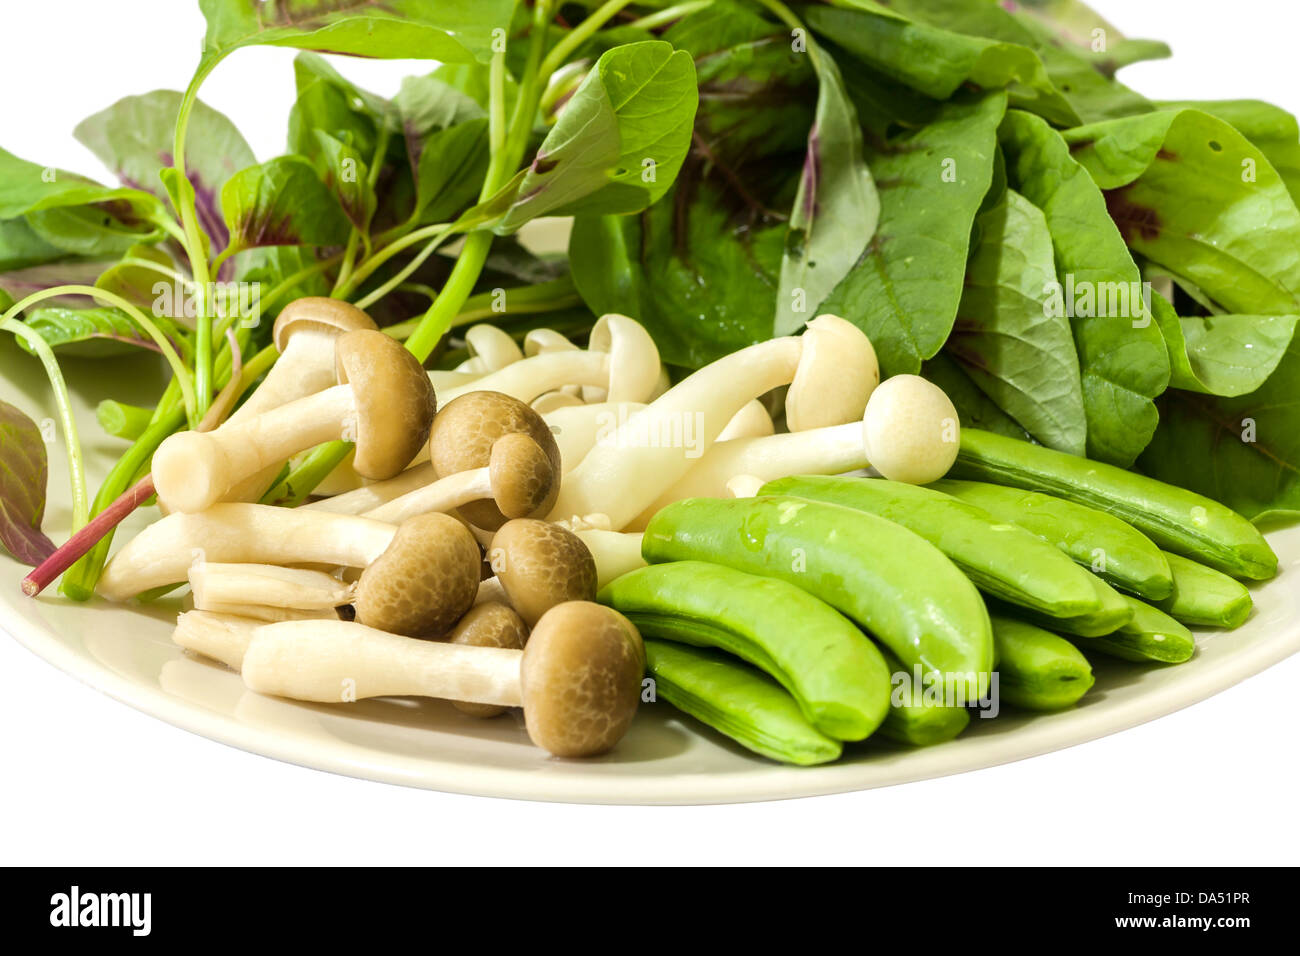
xmin=477 ymin=519 xmax=598 ymax=627
xmin=447 ymin=603 xmax=530 ymax=718
xmin=102 ymin=506 xmax=479 ymax=639
xmin=223 ymin=299 xmax=379 ymax=501
xmin=240 ymin=601 xmax=645 ymax=757
xmin=152 ymin=329 xmax=435 ymax=513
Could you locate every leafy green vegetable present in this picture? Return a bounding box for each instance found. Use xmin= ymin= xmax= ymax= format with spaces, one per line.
xmin=220 ymin=156 xmax=351 ymax=256
xmin=947 ymin=189 xmax=1087 ymax=455
xmin=818 ymin=90 xmax=1007 ymax=376
xmin=0 ymin=218 xmax=67 ymax=272
xmin=1158 ymin=99 xmax=1300 ymax=206
xmin=807 ymin=0 xmax=1079 ymax=126
xmin=1064 ymin=108 xmax=1300 ymax=316
xmin=570 ymin=170 xmax=786 ymax=368
xmin=1150 ymin=291 xmax=1298 ymax=398
xmin=999 ymin=109 xmax=1170 ymax=466
xmin=499 ymin=41 xmax=698 ymax=230
xmin=1013 ymin=0 xmax=1172 ymax=75
xmin=94 ymin=244 xmax=177 ymax=312
xmin=74 ymin=90 xmax=255 ymax=228
xmin=0 ymin=146 xmax=160 ymax=219
xmin=1140 ymin=335 xmax=1300 ymax=524
xmin=0 ymin=399 xmax=56 ymax=565
xmin=774 ymin=49 xmax=878 ymax=336
xmin=198 ymin=0 xmax=513 ymax=65
xmin=312 ymin=131 xmax=377 ymax=235
xmin=18 ymin=306 xmax=183 ymax=359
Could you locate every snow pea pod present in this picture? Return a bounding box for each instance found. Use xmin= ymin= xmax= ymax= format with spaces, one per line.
xmin=600 ymin=561 xmax=891 ymax=740
xmin=643 ymin=497 xmax=994 ymax=701
xmin=876 ymin=647 xmax=970 ymax=746
xmin=951 ymin=429 xmax=1277 ymax=581
xmin=990 ymin=573 xmax=1131 ymax=636
xmin=644 ymin=640 xmax=842 ymax=766
xmin=1156 ymin=551 xmax=1253 ymax=629
xmin=991 ymin=615 xmax=1094 ymax=711
xmin=931 ymin=479 xmax=1173 ymax=600
xmin=1080 ymin=597 xmax=1196 ymax=664
xmin=762 ymin=476 xmax=1106 ymax=618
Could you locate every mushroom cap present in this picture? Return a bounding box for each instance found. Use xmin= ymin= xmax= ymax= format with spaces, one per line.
xmin=335 ymin=329 xmax=438 ymax=480
xmin=353 ymin=512 xmax=480 ymax=637
xmin=863 ymin=374 xmax=960 ymax=484
xmin=447 ymin=602 xmax=529 ymax=718
xmin=428 ymin=391 xmax=561 ymax=530
xmin=786 ymin=314 xmax=879 ymax=431
xmin=491 ymin=519 xmax=598 ymax=627
xmin=520 ymin=601 xmax=645 ymax=757
xmin=273 ymin=298 xmax=377 ymax=354
xmin=588 ymin=313 xmax=661 ymax=404
xmin=488 ymin=433 xmax=556 ymax=521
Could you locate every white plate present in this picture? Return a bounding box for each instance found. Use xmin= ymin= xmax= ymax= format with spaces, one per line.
xmin=3 ymin=338 xmax=1299 ymax=804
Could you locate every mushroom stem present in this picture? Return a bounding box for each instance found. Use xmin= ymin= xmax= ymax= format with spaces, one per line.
xmin=243 ymin=619 xmax=525 ymax=706
xmin=575 ymin=529 xmax=646 ymax=588
xmin=438 ymin=349 xmax=613 ymax=406
xmin=195 ymin=603 xmax=340 ymax=624
xmin=154 ymin=385 xmax=358 ymax=513
xmin=189 ymin=562 xmax=353 ymax=611
xmin=548 ymin=336 xmax=803 ymax=529
xmin=626 ymin=419 xmax=870 ymax=529
xmin=363 ymin=467 xmax=493 ymax=524
xmin=301 ymin=463 xmax=437 ymax=514
xmin=98 ymin=504 xmax=397 ymax=600
xmin=173 ymin=610 xmax=262 ymax=670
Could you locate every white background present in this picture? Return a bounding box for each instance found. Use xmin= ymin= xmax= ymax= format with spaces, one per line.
xmin=2 ymin=1 xmax=1298 ymax=866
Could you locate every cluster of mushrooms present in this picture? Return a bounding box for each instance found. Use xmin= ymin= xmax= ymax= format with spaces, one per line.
xmin=98 ymin=297 xmax=959 ymax=758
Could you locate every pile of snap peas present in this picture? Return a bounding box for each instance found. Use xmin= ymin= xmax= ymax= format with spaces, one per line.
xmin=599 ymin=430 xmax=1277 ymax=766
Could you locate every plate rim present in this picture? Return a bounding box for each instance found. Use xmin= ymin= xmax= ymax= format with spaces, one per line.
xmin=5 ymin=581 xmax=1298 ymax=805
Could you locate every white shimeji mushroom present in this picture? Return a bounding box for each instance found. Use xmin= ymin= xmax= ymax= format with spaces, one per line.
xmin=548 ymin=315 xmax=876 ymax=529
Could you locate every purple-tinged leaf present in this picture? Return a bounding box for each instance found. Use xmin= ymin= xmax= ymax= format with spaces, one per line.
xmin=0 ymin=400 xmax=56 ymax=566
xmin=220 ymin=156 xmax=351 ymax=254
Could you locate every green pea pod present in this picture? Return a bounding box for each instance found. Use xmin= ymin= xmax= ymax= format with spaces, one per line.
xmin=951 ymin=429 xmax=1277 ymax=581
xmin=932 ymin=478 xmax=1173 ymax=600
xmin=991 ymin=573 xmax=1132 ymax=636
xmin=1156 ymin=552 xmax=1253 ymax=629
xmin=601 ymin=561 xmax=891 ymax=740
xmin=644 ymin=640 xmax=842 ymax=766
xmin=762 ymin=475 xmax=1106 ymax=618
xmin=643 ymin=497 xmax=994 ymax=701
xmin=991 ymin=615 xmax=1094 ymax=711
xmin=1081 ymin=597 xmax=1196 ymax=664
xmin=877 ymin=648 xmax=971 ymax=746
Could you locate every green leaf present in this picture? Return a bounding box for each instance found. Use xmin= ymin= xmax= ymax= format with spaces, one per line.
xmin=999 ymin=109 xmax=1170 ymax=466
xmin=0 ymin=399 xmax=55 ymax=565
xmin=1013 ymin=0 xmax=1171 ymax=75
xmin=1157 ymin=99 xmax=1300 ymax=208
xmin=947 ymin=190 xmax=1086 ymax=455
xmin=312 ymin=131 xmax=377 ymax=234
xmin=818 ymin=90 xmax=1007 ymax=376
xmin=74 ymin=90 xmax=255 ymax=208
xmin=0 ymin=146 xmax=149 ymax=218
xmin=569 ymin=171 xmax=786 ymax=368
xmin=221 ymin=156 xmax=351 ymax=254
xmin=95 ymin=244 xmax=178 ymax=312
xmin=1150 ymin=291 xmax=1298 ymax=398
xmin=25 ymin=200 xmax=164 ymax=259
xmin=498 ymin=41 xmax=698 ymax=230
xmin=18 ymin=306 xmax=180 ymax=359
xmin=0 ymin=218 xmax=68 ymax=272
xmin=288 ymin=53 xmax=392 ymax=162
xmin=198 ymin=0 xmax=514 ymax=65
xmin=664 ymin=0 xmax=815 ymax=167
xmin=774 ymin=50 xmax=879 ymax=336
xmin=875 ymin=0 xmax=1154 ymax=123
xmin=1064 ymin=108 xmax=1300 ymax=316
xmin=1140 ymin=335 xmax=1300 ymax=524
xmin=921 ymin=351 xmax=1030 ymax=441
xmin=807 ymin=0 xmax=1079 ymax=126
xmin=430 ymin=61 xmax=519 ymax=117
xmin=393 ymin=74 xmax=489 ymax=225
